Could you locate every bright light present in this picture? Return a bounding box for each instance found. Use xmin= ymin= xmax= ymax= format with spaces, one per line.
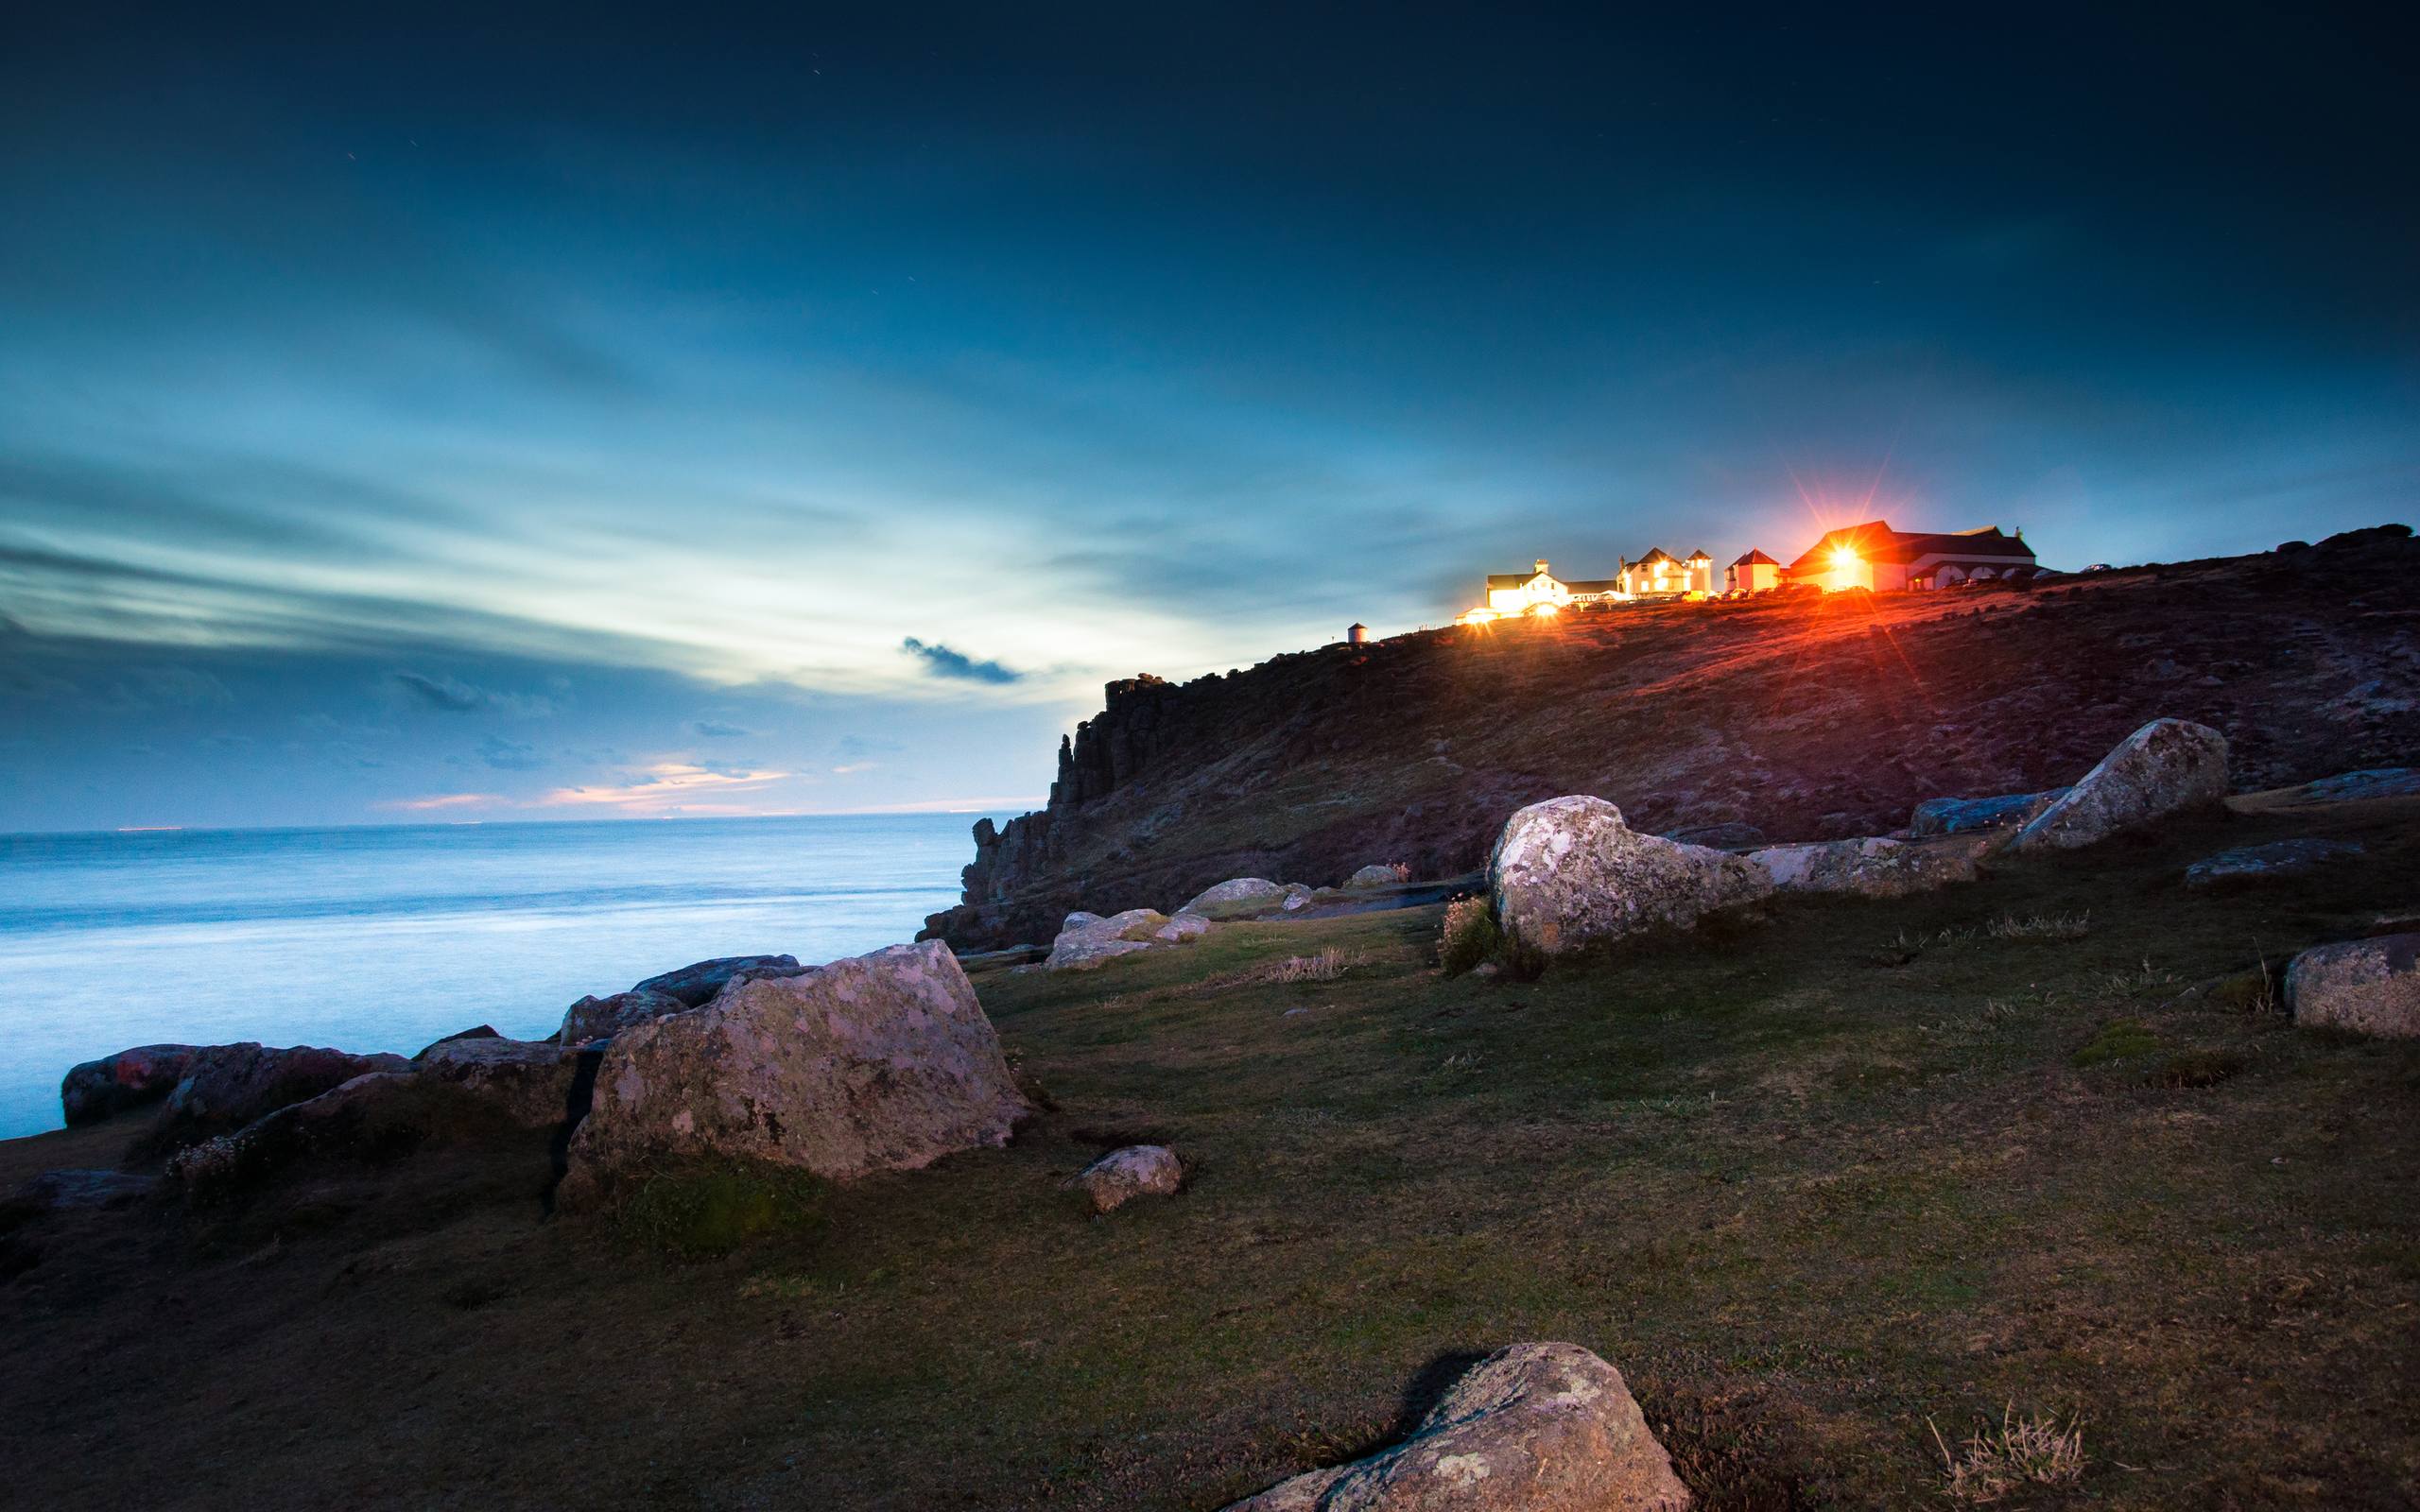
xmin=1527 ymin=601 xmax=1560 ymax=617
xmin=1830 ymin=544 xmax=1859 ymax=568
xmin=1456 ymin=607 xmax=1500 ymax=627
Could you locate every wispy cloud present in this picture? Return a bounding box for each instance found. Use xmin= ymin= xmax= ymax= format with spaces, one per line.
xmin=831 ymin=761 xmax=878 ymax=774
xmin=477 ymin=734 xmax=546 ymax=770
xmin=691 ymin=719 xmax=752 ymax=738
xmin=900 ymin=637 xmax=1022 ymax=684
xmin=392 ymin=670 xmax=556 ymax=716
xmin=538 ymin=761 xmax=791 ymax=813
xmin=379 ymin=792 xmax=502 ymax=812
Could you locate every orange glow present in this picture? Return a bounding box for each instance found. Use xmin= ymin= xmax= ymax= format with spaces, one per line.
xmin=1527 ymin=601 xmax=1560 ymax=617
xmin=1830 ymin=544 xmax=1859 ymax=568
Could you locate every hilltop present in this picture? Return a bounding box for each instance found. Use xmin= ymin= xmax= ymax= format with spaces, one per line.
xmin=928 ymin=527 xmax=2420 ymax=949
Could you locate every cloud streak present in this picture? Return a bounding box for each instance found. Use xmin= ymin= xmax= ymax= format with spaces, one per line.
xmin=900 ymin=638 xmax=1023 ymax=685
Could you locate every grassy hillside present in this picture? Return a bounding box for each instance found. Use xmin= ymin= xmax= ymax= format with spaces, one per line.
xmin=5 ymin=792 xmax=2418 ymax=1508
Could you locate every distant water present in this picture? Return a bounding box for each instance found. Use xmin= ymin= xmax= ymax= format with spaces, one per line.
xmin=0 ymin=814 xmax=991 ymax=1140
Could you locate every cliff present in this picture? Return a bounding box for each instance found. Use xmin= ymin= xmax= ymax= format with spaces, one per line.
xmin=925 ymin=525 xmax=2420 ymax=949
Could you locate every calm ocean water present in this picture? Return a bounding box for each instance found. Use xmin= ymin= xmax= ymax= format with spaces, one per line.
xmin=0 ymin=814 xmax=994 ymax=1140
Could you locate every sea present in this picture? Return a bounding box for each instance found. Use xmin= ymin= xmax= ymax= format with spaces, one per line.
xmin=0 ymin=813 xmax=996 ymax=1141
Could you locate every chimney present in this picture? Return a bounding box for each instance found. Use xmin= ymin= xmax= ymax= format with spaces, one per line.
xmin=1534 ymin=558 xmax=1549 ymax=576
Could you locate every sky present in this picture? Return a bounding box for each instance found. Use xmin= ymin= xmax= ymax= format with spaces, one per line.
xmin=3 ymin=3 xmax=2414 ymax=832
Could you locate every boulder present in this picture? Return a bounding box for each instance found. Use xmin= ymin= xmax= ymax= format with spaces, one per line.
xmin=562 ymin=941 xmax=1027 ymax=1203
xmin=413 ymin=1035 xmax=582 ymax=1126
xmin=148 ymin=1043 xmax=412 ymax=1148
xmin=1154 ymin=911 xmax=1212 ymax=943
xmin=631 ymin=954 xmax=804 ymax=1008
xmin=416 ymin=1024 xmax=500 ymax=1052
xmin=558 ymin=988 xmax=689 ymax=1046
xmin=2185 ymin=838 xmax=2363 ymax=889
xmin=1747 ymin=835 xmax=1979 ymax=898
xmin=1489 ymin=797 xmax=1770 ymax=955
xmin=1047 ymin=908 xmax=1175 ymax=971
xmin=1907 ymin=788 xmax=2068 ymax=837
xmin=1222 ymin=1342 xmax=1690 ymax=1511
xmin=60 ymin=1044 xmax=199 ymax=1126
xmin=2286 ymin=933 xmax=2420 ymax=1039
xmin=1343 ymin=864 xmax=1407 ymax=889
xmin=2011 ymin=718 xmax=2230 ymax=851
xmin=1066 ymin=1144 xmax=1184 ymax=1213
xmin=164 ymin=1072 xmax=426 ymax=1197
xmin=1660 ymin=822 xmax=1767 ymax=850
xmin=1180 ymin=878 xmax=1295 ymax=920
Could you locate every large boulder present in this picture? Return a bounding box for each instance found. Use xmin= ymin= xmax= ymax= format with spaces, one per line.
xmin=1747 ymin=835 xmax=1979 ymax=898
xmin=2011 ymin=718 xmax=2229 ymax=851
xmin=1066 ymin=1144 xmax=1184 ymax=1213
xmin=1489 ymin=797 xmax=1770 ymax=955
xmin=2286 ymin=933 xmax=2420 ymax=1039
xmin=1660 ymin=821 xmax=1767 ymax=850
xmin=1908 ymin=788 xmax=2068 ymax=837
xmin=1222 ymin=1342 xmax=1690 ymax=1511
xmin=558 ymin=988 xmax=689 ymax=1045
xmin=2185 ymin=838 xmax=2363 ymax=889
xmin=630 ymin=954 xmax=804 ymax=1008
xmin=164 ymin=1072 xmax=428 ymax=1197
xmin=413 ymin=1035 xmax=582 ymax=1126
xmin=1180 ymin=878 xmax=1309 ymax=921
xmin=562 ymin=941 xmax=1028 ymax=1204
xmin=148 ymin=1043 xmax=411 ymax=1148
xmin=60 ymin=1044 xmax=199 ymax=1126
xmin=1047 ymin=908 xmax=1175 ymax=971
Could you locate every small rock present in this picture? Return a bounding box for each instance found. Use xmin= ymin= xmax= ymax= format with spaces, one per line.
xmin=2185 ymin=838 xmax=2363 ymax=889
xmin=1066 ymin=1144 xmax=1183 ymax=1213
xmin=2286 ymin=933 xmax=2420 ymax=1039
xmin=60 ymin=1044 xmax=199 ymax=1126
xmin=2012 ymin=717 xmax=2230 ymax=851
xmin=558 ymin=988 xmax=689 ymax=1046
xmin=1153 ymin=911 xmax=1212 ymax=943
xmin=1178 ymin=878 xmax=1296 ymax=920
xmin=416 ymin=1024 xmax=501 ymax=1053
xmin=1343 ymin=864 xmax=1406 ymax=889
xmin=631 ymin=954 xmax=804 ymax=1008
xmin=1220 ymin=1342 xmax=1691 ymax=1511
xmin=1490 ymin=796 xmax=1770 ymax=955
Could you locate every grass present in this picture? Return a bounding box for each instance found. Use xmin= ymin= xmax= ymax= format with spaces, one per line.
xmin=3 ymin=794 xmax=2418 ymax=1508
xmin=1930 ymin=1405 xmax=2086 ymax=1503
xmin=614 ymin=1159 xmax=830 ymax=1260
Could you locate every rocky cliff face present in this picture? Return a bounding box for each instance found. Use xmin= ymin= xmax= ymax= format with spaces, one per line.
xmin=925 ymin=526 xmax=2420 ymax=949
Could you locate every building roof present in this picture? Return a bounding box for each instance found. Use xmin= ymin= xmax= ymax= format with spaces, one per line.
xmin=1686 ymin=549 xmax=1711 ymax=562
xmin=1486 ymin=572 xmax=1545 ymax=589
xmin=1786 ymin=521 xmax=2037 ymax=573
xmin=1634 ymin=547 xmax=1674 ymax=566
xmin=1732 ymin=549 xmax=1778 ymax=566
xmin=1563 ymin=579 xmax=1622 ymax=594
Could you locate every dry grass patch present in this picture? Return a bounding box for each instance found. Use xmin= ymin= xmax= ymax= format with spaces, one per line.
xmin=1928 ymin=1405 xmax=2085 ymax=1502
xmin=1982 ymin=909 xmax=2092 ymax=941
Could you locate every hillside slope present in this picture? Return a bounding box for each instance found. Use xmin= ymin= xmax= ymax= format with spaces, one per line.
xmin=928 ymin=526 xmax=2420 ymax=949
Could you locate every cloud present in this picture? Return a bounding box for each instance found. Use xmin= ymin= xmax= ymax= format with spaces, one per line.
xmin=833 ymin=733 xmax=905 ymax=760
xmin=691 ymin=719 xmax=752 ymax=738
xmin=478 ymin=734 xmax=546 ymax=770
xmin=538 ymin=761 xmax=791 ymax=814
xmin=831 ymin=761 xmax=878 ymax=775
xmin=379 ymin=792 xmax=501 ymax=812
xmin=391 ymin=670 xmax=557 ymax=716
xmin=900 ymin=637 xmax=1023 ymax=685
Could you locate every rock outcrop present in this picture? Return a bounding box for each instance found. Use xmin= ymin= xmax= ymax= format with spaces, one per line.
xmin=2012 ymin=718 xmax=2230 ymax=851
xmin=165 ymin=1071 xmax=426 ymax=1196
xmin=60 ymin=1044 xmax=199 ymax=1126
xmin=2267 ymin=767 xmax=2420 ymax=805
xmin=1748 ymin=835 xmax=1980 ymax=898
xmin=1047 ymin=908 xmax=1175 ymax=971
xmin=1490 ymin=797 xmax=1769 ymax=954
xmin=1222 ymin=1342 xmax=1690 ymax=1511
xmin=148 ymin=1043 xmax=412 ymax=1148
xmin=2184 ymin=838 xmax=2363 ymax=889
xmin=412 ymin=1035 xmax=581 ymax=1126
xmin=1181 ymin=878 xmax=1312 ymax=920
xmin=558 ymin=988 xmax=689 ymax=1045
xmin=631 ymin=954 xmax=804 ymax=1007
xmin=1067 ymin=1144 xmax=1184 ymax=1213
xmin=562 ymin=941 xmax=1026 ymax=1204
xmin=2286 ymin=933 xmax=2420 ymax=1039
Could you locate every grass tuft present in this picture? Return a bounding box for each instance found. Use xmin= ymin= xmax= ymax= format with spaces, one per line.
xmin=1929 ymin=1405 xmax=2085 ymax=1502
xmin=616 ymin=1160 xmax=829 ymax=1261
xmin=2073 ymin=1018 xmax=2160 ymax=1067
xmin=1983 ymin=909 xmax=2092 ymax=941
xmin=1437 ymin=896 xmax=1503 ymax=976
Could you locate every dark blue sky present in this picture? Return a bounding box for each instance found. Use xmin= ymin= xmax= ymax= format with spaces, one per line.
xmin=3 ymin=3 xmax=2413 ymax=829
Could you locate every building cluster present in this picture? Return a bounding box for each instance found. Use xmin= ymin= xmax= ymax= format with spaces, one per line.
xmin=1456 ymin=519 xmax=2038 ymax=625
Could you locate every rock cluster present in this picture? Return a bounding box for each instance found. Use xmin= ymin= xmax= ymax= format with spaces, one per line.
xmin=2184 ymin=838 xmax=2362 ymax=889
xmin=1048 ymin=908 xmax=1186 ymax=970
xmin=561 ymin=941 xmax=1027 ymax=1204
xmin=59 ymin=1044 xmax=199 ymax=1126
xmin=1489 ymin=797 xmax=1769 ymax=954
xmin=1907 ymin=788 xmax=2066 ymax=837
xmin=1222 ymin=1342 xmax=1690 ymax=1511
xmin=2287 ymin=933 xmax=2420 ymax=1039
xmin=149 ymin=1043 xmax=412 ymax=1148
xmin=558 ymin=988 xmax=688 ymax=1045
